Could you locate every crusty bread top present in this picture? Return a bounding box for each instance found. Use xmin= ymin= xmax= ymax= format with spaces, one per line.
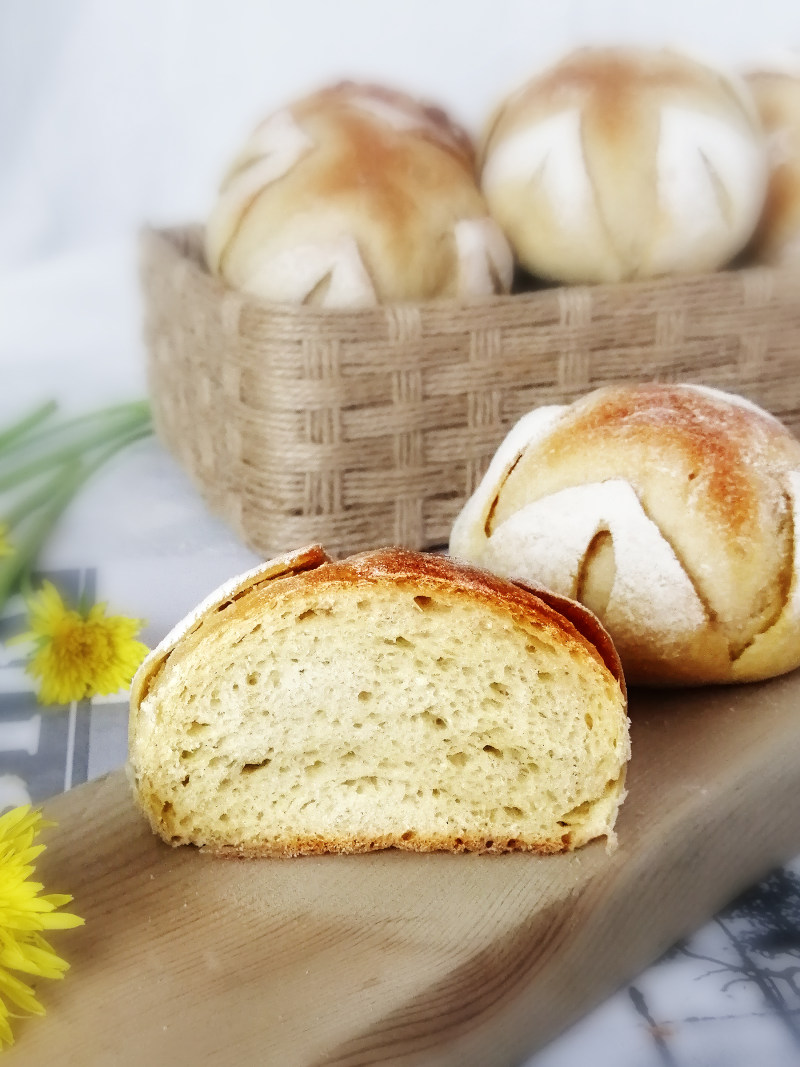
xmin=130 ymin=546 xmax=625 ymax=724
xmin=130 ymin=545 xmax=332 ymax=711
xmin=451 ymin=384 xmax=800 ymax=682
xmin=210 ymin=82 xmax=477 ymax=281
xmin=491 ymin=385 xmax=800 ymax=648
xmin=292 ymin=81 xmax=475 ymax=167
xmin=340 ymin=548 xmax=625 ymax=694
xmin=489 ymin=384 xmax=798 ymax=535
xmin=479 ymin=47 xmax=765 ymax=283
xmin=482 ymin=47 xmax=760 ymax=168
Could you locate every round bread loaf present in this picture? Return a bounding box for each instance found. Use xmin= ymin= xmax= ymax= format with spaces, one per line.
xmin=746 ymin=59 xmax=800 ymax=264
xmin=450 ymin=384 xmax=800 ymax=686
xmin=205 ymin=82 xmax=513 ymax=306
xmin=480 ymin=48 xmax=767 ymax=284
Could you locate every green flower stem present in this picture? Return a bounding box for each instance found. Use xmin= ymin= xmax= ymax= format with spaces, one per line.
xmin=82 ymin=422 xmax=154 ymax=477
xmin=0 ymin=422 xmax=153 ymax=616
xmin=10 ymin=399 xmax=151 ymax=457
xmin=0 ymin=401 xmax=58 ymax=456
xmin=4 ymin=461 xmax=85 ymax=531
xmin=0 ymin=467 xmax=81 ymax=612
xmin=0 ymin=408 xmax=152 ymax=494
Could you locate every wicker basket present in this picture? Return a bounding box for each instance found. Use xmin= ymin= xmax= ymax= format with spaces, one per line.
xmin=141 ymin=226 xmax=800 ymax=558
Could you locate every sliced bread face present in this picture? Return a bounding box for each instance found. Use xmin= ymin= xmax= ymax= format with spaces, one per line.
xmin=129 ymin=548 xmax=629 ymax=856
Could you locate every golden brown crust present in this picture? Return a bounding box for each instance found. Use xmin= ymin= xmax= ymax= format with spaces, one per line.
xmin=511 ymin=385 xmax=799 ymax=540
xmin=288 ymin=110 xmax=472 ymax=274
xmin=183 ymin=833 xmax=572 ymax=858
xmin=336 ymin=546 xmax=624 ymax=691
xmin=296 ymin=81 xmax=476 ymax=167
xmin=485 ymin=48 xmax=760 ymax=162
xmin=147 ymin=791 xmax=579 ymax=857
xmin=129 ymin=544 xmax=331 ymax=712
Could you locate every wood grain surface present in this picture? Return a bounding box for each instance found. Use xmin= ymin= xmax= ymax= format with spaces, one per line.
xmin=7 ymin=674 xmax=800 ymax=1066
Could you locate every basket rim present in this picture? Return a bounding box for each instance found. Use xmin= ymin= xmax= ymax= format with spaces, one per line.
xmin=140 ymin=223 xmax=800 ymax=325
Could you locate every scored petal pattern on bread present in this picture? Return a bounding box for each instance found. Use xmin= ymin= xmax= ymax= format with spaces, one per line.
xmin=454 ymin=217 xmax=515 ymax=296
xmin=205 ymin=110 xmax=315 ymax=274
xmin=450 ymin=384 xmax=800 ymax=685
xmin=128 ymin=548 xmax=629 ymax=856
xmin=482 ymin=107 xmax=593 ymax=214
xmin=204 ymin=82 xmax=513 ymax=305
xmin=651 ymin=106 xmax=767 ymax=274
xmin=480 ymin=48 xmax=767 ymax=283
xmin=450 ymin=405 xmax=567 ymax=556
xmin=482 ymin=481 xmax=709 ymax=656
xmin=243 ymin=236 xmax=377 ymax=307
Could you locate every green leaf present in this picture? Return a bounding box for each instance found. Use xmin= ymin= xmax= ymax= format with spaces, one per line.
xmin=0 ymin=405 xmax=152 ymax=494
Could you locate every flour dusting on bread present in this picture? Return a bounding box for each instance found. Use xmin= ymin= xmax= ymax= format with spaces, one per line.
xmin=451 ymin=384 xmax=800 ymax=685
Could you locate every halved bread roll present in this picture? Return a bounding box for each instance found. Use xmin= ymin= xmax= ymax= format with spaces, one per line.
xmin=450 ymin=384 xmax=800 ymax=686
xmin=128 ymin=546 xmax=628 ymax=856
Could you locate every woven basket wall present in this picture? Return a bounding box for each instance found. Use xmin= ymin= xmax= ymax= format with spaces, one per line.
xmin=141 ymin=225 xmax=800 ymax=559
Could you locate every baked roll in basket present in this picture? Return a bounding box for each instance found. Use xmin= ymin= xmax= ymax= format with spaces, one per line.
xmin=205 ymin=82 xmax=513 ymax=306
xmin=480 ymin=48 xmax=767 ymax=284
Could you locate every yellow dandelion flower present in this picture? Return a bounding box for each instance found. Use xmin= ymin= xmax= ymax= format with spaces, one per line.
xmin=0 ymin=805 xmax=83 ymax=1048
xmin=18 ymin=582 xmax=149 ymax=706
xmin=0 ymin=525 xmax=13 ymax=558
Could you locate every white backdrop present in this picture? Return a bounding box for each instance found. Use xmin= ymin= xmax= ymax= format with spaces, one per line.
xmin=0 ymin=0 xmax=798 ymax=416
xmin=2 ymin=0 xmax=800 ymax=268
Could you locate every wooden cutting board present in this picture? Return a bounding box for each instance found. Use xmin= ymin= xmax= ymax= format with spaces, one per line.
xmin=7 ymin=674 xmax=800 ymax=1067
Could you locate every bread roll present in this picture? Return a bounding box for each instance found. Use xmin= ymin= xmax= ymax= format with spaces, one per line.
xmin=450 ymin=384 xmax=800 ymax=686
xmin=128 ymin=545 xmax=628 ymax=856
xmin=746 ymin=58 xmax=800 ymax=264
xmin=480 ymin=48 xmax=767 ymax=284
xmin=205 ymin=82 xmax=513 ymax=306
